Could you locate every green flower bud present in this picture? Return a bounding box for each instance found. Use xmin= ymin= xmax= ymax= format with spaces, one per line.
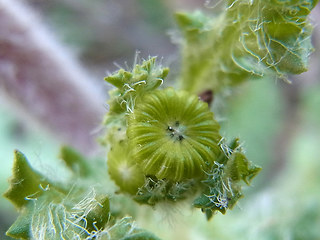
xmin=127 ymin=88 xmax=221 ymax=181
xmin=108 ymin=141 xmax=145 ymax=195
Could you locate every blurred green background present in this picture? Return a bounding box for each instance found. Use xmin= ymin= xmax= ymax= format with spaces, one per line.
xmin=1 ymin=0 xmax=320 ymax=239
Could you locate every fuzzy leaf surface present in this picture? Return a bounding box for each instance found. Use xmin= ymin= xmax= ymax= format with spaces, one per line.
xmin=104 ymin=57 xmax=169 ymax=127
xmin=4 ymin=150 xmax=111 ymax=239
xmin=177 ymin=0 xmax=319 ymax=93
xmin=193 ymin=138 xmax=262 ymax=219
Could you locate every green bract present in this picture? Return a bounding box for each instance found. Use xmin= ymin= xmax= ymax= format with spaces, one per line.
xmin=107 ymin=141 xmax=145 ymax=195
xmin=104 ymin=57 xmax=169 ymax=128
xmin=127 ymin=88 xmax=221 ymax=181
xmin=194 ymin=138 xmax=262 ymax=219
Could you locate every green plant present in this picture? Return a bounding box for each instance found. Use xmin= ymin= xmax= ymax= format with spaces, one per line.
xmin=3 ymin=0 xmax=319 ymax=239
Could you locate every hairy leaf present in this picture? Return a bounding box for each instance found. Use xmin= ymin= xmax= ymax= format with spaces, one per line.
xmin=193 ymin=138 xmax=261 ymax=219
xmin=102 ymin=57 xmax=170 ymax=148
xmin=4 ymin=150 xmax=111 ymax=239
xmin=104 ymin=57 xmax=169 ymax=126
xmin=176 ymin=0 xmax=319 ymax=93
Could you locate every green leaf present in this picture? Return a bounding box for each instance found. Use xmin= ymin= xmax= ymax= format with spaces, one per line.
xmin=176 ymin=0 xmax=319 ymax=93
xmin=4 ymin=150 xmax=111 ymax=239
xmin=193 ymin=138 xmax=261 ymax=219
xmin=4 ymin=150 xmax=159 ymax=239
xmin=86 ymin=196 xmax=110 ymax=231
xmin=225 ymin=152 xmax=262 ymax=185
xmin=6 ymin=205 xmax=33 ymax=239
xmin=7 ymin=186 xmax=111 ymax=239
xmin=3 ymin=150 xmax=50 ymax=209
xmin=59 ymin=145 xmax=93 ymax=177
xmin=221 ymin=138 xmax=262 ymax=185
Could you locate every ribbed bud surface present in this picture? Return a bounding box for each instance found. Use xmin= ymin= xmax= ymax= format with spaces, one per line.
xmin=128 ymin=88 xmax=221 ymax=181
